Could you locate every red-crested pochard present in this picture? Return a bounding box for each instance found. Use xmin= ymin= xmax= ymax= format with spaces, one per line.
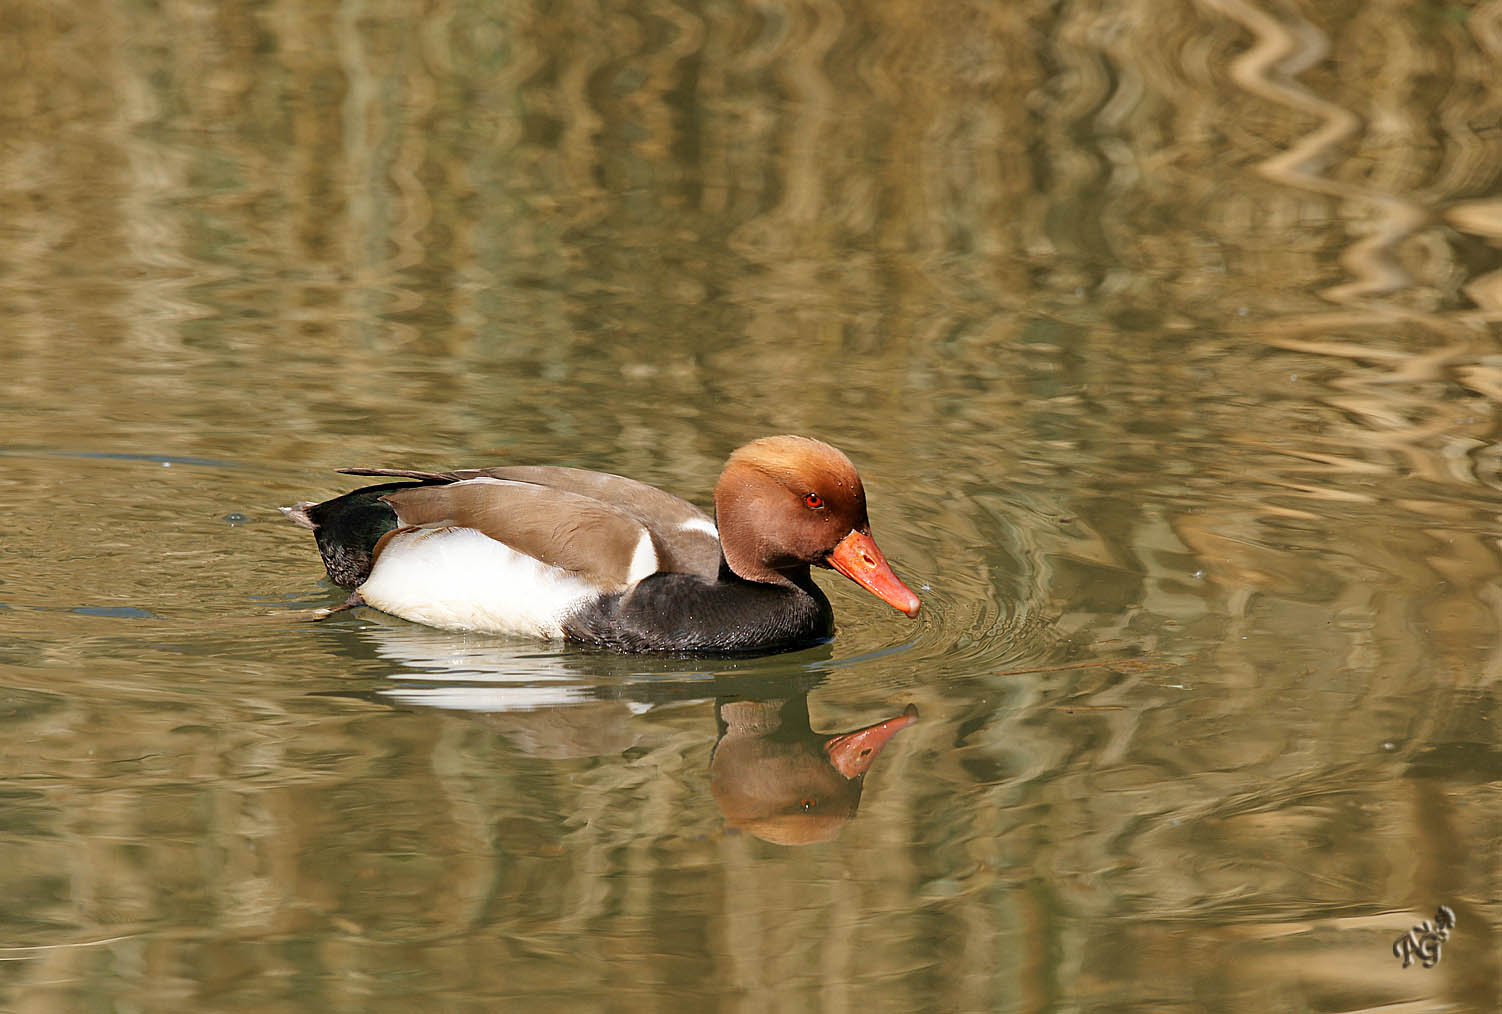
xmin=282 ymin=435 xmax=921 ymax=653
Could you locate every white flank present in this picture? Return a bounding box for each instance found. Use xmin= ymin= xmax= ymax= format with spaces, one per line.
xmin=678 ymin=516 xmax=718 ymax=538
xmin=359 ymin=527 xmax=596 ymax=637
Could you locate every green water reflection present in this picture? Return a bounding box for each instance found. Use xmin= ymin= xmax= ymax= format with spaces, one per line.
xmin=1 ymin=0 xmax=1498 ymax=1010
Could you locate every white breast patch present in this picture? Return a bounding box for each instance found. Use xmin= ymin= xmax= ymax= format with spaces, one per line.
xmin=359 ymin=527 xmax=598 ymax=637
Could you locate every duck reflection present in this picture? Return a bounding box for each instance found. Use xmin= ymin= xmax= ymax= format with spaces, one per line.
xmin=711 ymin=696 xmax=917 ymax=845
xmin=337 ymin=616 xmax=916 ymax=843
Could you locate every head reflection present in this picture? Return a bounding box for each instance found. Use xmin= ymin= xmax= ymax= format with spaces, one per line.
xmin=710 ymin=696 xmax=917 ymax=846
xmin=350 ymin=618 xmax=916 ymax=844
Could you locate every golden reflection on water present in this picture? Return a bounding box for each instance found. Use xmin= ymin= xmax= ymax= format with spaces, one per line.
xmin=1 ymin=0 xmax=1500 ymax=1011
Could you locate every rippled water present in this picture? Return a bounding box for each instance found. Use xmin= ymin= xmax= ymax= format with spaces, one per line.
xmin=3 ymin=0 xmax=1500 ymax=1010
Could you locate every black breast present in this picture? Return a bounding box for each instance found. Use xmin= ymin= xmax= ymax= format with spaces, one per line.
xmin=562 ymin=570 xmax=834 ymax=655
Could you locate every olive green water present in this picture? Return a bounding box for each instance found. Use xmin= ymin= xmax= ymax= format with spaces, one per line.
xmin=2 ymin=1 xmax=1500 ymax=1011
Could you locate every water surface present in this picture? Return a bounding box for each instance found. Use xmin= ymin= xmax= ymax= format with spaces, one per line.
xmin=2 ymin=0 xmax=1499 ymax=1010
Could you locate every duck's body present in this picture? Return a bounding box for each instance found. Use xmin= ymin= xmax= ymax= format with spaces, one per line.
xmin=283 ymin=435 xmax=920 ymax=655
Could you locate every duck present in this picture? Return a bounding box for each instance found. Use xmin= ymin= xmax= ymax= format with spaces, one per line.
xmin=282 ymin=435 xmax=921 ymax=654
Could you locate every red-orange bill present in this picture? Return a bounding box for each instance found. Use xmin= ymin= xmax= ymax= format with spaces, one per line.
xmin=828 ymin=530 xmax=922 ymax=617
xmin=824 ymin=704 xmax=919 ymax=778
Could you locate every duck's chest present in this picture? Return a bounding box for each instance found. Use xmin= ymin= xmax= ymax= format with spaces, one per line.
xmin=563 ymin=572 xmax=834 ymax=653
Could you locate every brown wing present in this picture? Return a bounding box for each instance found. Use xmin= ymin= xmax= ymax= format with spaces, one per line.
xmin=345 ymin=464 xmax=722 ymax=579
xmin=470 ymin=466 xmax=720 ymax=577
xmin=378 ymin=479 xmax=662 ymax=592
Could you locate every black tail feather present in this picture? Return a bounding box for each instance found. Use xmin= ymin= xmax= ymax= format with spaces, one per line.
xmin=300 ymin=481 xmax=422 ymax=588
xmin=336 ymin=467 xmax=465 ymax=482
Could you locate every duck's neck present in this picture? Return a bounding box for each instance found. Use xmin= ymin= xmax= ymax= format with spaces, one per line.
xmin=717 ymin=554 xmax=815 ymax=594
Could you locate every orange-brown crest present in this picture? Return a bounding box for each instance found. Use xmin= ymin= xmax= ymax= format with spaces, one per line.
xmin=713 ymin=436 xmax=870 ymax=584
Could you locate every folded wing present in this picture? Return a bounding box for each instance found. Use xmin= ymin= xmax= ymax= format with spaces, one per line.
xmin=356 ymin=469 xmax=722 ymax=590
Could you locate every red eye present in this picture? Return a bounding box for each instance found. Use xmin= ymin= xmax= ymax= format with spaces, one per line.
xmin=804 ymin=492 xmax=823 ymax=509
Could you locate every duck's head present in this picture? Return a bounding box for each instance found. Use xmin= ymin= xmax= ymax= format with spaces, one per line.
xmin=713 ymin=435 xmax=921 ymax=617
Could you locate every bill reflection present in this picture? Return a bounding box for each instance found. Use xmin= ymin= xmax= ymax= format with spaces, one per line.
xmin=711 ymin=696 xmax=917 ymax=846
xmin=349 ymin=618 xmax=916 ymax=845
